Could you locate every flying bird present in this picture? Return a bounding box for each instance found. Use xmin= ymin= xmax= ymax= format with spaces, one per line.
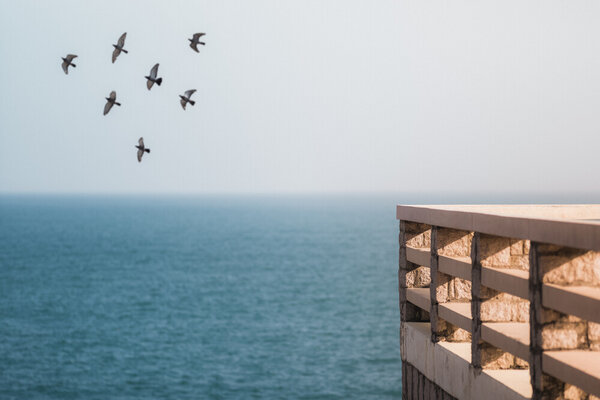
xmin=179 ymin=89 xmax=196 ymax=110
xmin=135 ymin=137 xmax=150 ymax=162
xmin=103 ymin=91 xmax=121 ymax=115
xmin=61 ymin=54 xmax=78 ymax=74
xmin=145 ymin=63 xmax=162 ymax=90
xmin=188 ymin=33 xmax=206 ymax=53
xmin=112 ymin=32 xmax=128 ymax=63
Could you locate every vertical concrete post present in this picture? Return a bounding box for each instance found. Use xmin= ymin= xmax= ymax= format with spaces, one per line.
xmin=471 ymin=232 xmax=482 ymax=370
xmin=529 ymin=241 xmax=544 ymax=399
xmin=430 ymin=226 xmax=442 ymax=343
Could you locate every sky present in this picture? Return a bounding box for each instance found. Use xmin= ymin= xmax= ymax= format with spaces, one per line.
xmin=0 ymin=0 xmax=599 ymax=195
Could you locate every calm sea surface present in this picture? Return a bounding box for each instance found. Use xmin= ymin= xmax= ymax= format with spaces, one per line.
xmin=0 ymin=195 xmax=400 ymax=399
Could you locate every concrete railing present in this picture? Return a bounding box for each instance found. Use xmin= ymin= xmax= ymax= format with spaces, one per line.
xmin=397 ymin=205 xmax=600 ymax=400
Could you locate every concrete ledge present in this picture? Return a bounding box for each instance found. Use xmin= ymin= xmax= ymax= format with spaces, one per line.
xmin=439 ymin=255 xmax=471 ymax=281
xmin=543 ymin=284 xmax=600 ymax=324
xmin=482 ymin=267 xmax=529 ymax=300
xmin=407 ymin=287 xmax=431 ymax=312
xmin=407 ymin=246 xmax=431 ymax=267
xmin=481 ymin=322 xmax=530 ymax=361
xmin=543 ymin=350 xmax=600 ymax=397
xmin=439 ymin=302 xmax=472 ymax=332
xmin=402 ymin=322 xmax=531 ymax=400
xmin=397 ymin=205 xmax=600 ymax=251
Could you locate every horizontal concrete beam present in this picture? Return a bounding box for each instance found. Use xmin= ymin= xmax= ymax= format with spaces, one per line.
xmin=543 ymin=350 xmax=600 ymax=397
xmin=543 ymin=284 xmax=600 ymax=324
xmin=481 ymin=322 xmax=529 ymax=361
xmin=397 ymin=205 xmax=600 ymax=250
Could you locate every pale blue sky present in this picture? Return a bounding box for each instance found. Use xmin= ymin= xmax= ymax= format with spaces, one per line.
xmin=1 ymin=1 xmax=599 ymax=194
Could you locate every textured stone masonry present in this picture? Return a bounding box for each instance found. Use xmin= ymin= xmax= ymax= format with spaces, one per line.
xmin=530 ymin=243 xmax=599 ymax=399
xmin=472 ymin=233 xmax=530 ymax=370
xmin=398 ymin=205 xmax=600 ymax=400
xmin=399 ymin=221 xmax=430 ymax=329
xmin=431 ymin=227 xmax=472 ymax=343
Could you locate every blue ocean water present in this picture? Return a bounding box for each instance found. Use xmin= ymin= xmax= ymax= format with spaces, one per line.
xmin=0 ymin=195 xmax=400 ymax=399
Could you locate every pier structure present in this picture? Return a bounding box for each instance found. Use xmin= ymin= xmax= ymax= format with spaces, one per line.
xmin=397 ymin=205 xmax=600 ymax=400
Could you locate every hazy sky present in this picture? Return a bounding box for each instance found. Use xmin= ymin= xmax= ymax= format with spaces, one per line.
xmin=1 ymin=1 xmax=599 ymax=194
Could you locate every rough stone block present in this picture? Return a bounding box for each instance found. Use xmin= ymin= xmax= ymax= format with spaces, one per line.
xmin=510 ymin=239 xmax=525 ymax=255
xmin=480 ymin=297 xmax=529 ymax=322
xmin=540 ymin=250 xmax=600 ymax=286
xmin=541 ymin=374 xmax=565 ymax=398
xmin=514 ymin=356 xmax=529 ymax=369
xmin=541 ymin=323 xmax=588 ymax=350
xmin=480 ymin=286 xmax=501 ymax=300
xmin=404 ymin=222 xmax=431 ymax=249
xmin=539 ymin=308 xmax=583 ymax=324
xmin=509 ymin=255 xmax=529 ymax=270
xmin=436 ymin=319 xmax=471 ymax=342
xmin=480 ymin=235 xmax=511 ymax=268
xmin=407 ymin=266 xmax=431 ymax=288
xmin=437 ymin=229 xmax=473 ymax=257
xmin=435 ymin=282 xmax=449 ymax=304
xmin=588 ymin=321 xmax=600 ymax=341
xmin=563 ymin=383 xmax=587 ymax=400
xmin=448 ymin=278 xmax=471 ymax=301
xmin=480 ymin=343 xmax=515 ymax=369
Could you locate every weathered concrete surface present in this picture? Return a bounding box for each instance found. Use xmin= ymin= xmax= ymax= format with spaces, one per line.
xmin=402 ymin=322 xmax=532 ymax=400
xmin=403 ymin=361 xmax=457 ymax=400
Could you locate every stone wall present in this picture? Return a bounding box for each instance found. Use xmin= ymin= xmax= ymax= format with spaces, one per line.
xmin=398 ymin=207 xmax=600 ymax=400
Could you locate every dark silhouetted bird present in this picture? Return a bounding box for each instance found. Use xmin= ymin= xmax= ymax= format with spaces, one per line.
xmin=179 ymin=89 xmax=196 ymax=110
xmin=61 ymin=54 xmax=78 ymax=74
xmin=112 ymin=32 xmax=128 ymax=63
xmin=103 ymin=91 xmax=121 ymax=115
xmin=188 ymin=33 xmax=205 ymax=52
xmin=145 ymin=63 xmax=162 ymax=90
xmin=135 ymin=137 xmax=150 ymax=162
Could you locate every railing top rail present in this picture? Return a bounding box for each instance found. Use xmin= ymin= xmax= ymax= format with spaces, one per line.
xmin=396 ymin=204 xmax=600 ymax=251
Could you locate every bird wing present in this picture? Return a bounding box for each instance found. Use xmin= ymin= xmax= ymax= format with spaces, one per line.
xmin=137 ymin=148 xmax=143 ymax=162
xmin=66 ymin=54 xmax=77 ymax=61
xmin=118 ymin=32 xmax=127 ymax=47
xmin=109 ymin=91 xmax=117 ymax=101
xmin=189 ymin=42 xmax=199 ymax=52
xmin=184 ymin=89 xmax=196 ymax=98
xmin=193 ymin=33 xmax=205 ymax=40
xmin=62 ymin=60 xmax=69 ymax=74
xmin=103 ymin=101 xmax=113 ymax=115
xmin=138 ymin=137 xmax=144 ymax=147
xmin=146 ymin=79 xmax=154 ymax=90
xmin=150 ymin=63 xmax=159 ymax=79
xmin=112 ymin=47 xmax=120 ymax=63
xmin=180 ymin=98 xmax=187 ymax=110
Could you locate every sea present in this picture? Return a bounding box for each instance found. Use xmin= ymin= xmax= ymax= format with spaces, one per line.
xmin=0 ymin=195 xmax=402 ymax=399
